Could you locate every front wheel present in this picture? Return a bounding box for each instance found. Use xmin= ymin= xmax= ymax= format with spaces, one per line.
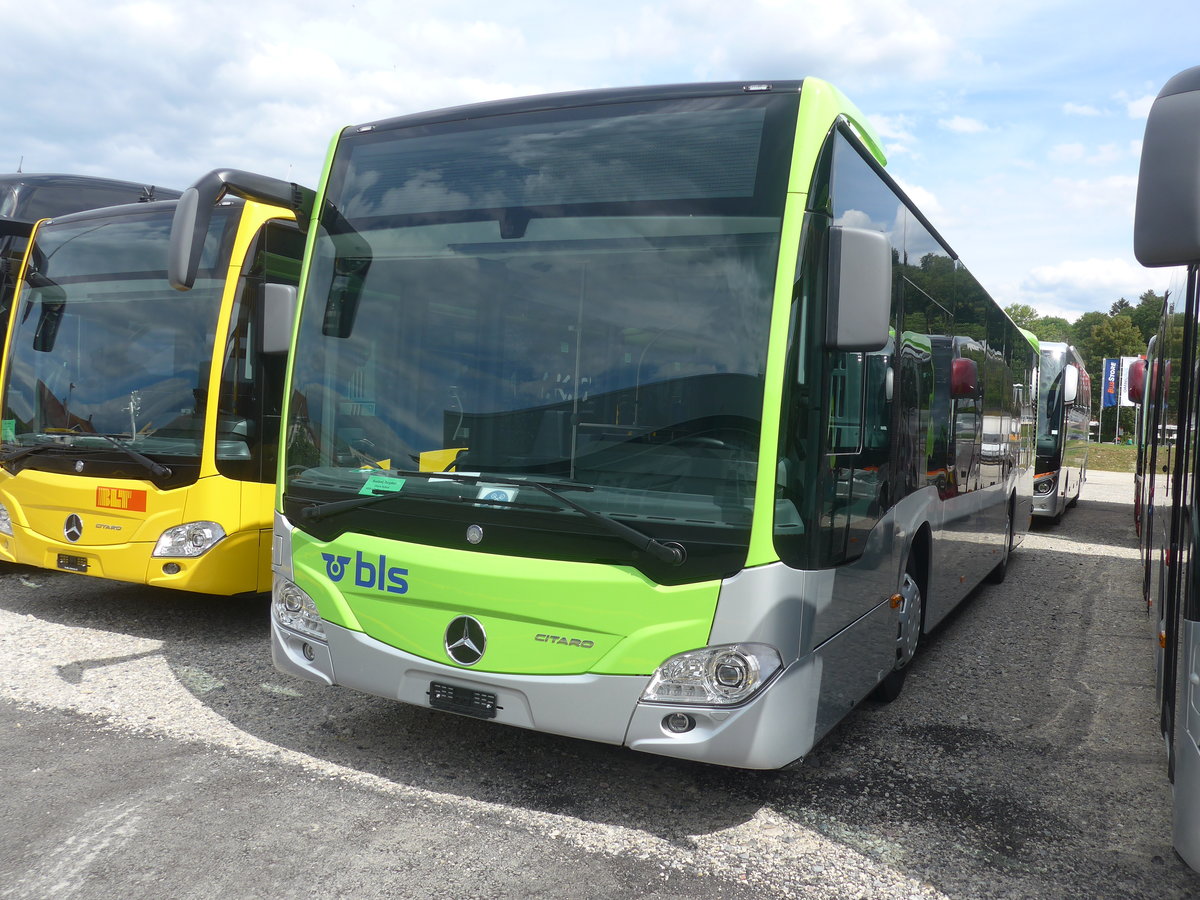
xmin=874 ymin=562 xmax=923 ymax=703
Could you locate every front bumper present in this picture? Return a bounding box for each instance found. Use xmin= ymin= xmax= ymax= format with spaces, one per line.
xmin=272 ymin=618 xmax=817 ymax=769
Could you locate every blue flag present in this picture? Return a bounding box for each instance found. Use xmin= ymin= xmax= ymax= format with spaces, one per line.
xmin=1102 ymin=358 xmax=1119 ymax=408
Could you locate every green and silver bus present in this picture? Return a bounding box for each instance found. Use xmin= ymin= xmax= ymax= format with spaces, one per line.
xmin=1132 ymin=64 xmax=1200 ymax=872
xmin=170 ymin=79 xmax=1036 ymax=768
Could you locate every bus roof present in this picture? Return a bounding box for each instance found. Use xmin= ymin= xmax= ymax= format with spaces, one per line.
xmin=0 ymin=173 xmax=181 ymax=224
xmin=348 ymin=80 xmax=808 ymax=137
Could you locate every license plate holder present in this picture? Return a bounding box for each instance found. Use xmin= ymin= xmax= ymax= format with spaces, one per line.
xmin=57 ymin=553 xmax=89 ymax=573
xmin=428 ymin=681 xmax=498 ymax=719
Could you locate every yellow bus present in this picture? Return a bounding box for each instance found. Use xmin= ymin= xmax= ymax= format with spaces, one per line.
xmin=0 ymin=191 xmax=305 ymax=594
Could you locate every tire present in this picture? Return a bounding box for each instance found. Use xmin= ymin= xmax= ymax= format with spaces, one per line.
xmin=874 ymin=559 xmax=923 ymax=703
xmin=985 ymin=503 xmax=1014 ymax=584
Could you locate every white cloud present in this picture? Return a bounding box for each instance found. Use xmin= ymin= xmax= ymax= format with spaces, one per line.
xmin=1050 ymin=143 xmax=1085 ymax=163
xmin=939 ymin=116 xmax=988 ymax=134
xmin=1017 ymin=257 xmax=1172 ymax=320
xmin=1126 ymin=94 xmax=1156 ymax=118
xmin=1063 ymin=102 xmax=1102 ymax=116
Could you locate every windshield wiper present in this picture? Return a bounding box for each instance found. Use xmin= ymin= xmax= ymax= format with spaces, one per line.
xmin=297 ymin=470 xmax=685 ymax=566
xmin=1 ymin=442 xmax=66 ymax=465
xmin=94 ymin=433 xmax=172 ymax=478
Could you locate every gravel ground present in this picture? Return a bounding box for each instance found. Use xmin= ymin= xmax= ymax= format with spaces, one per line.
xmin=0 ymin=469 xmax=1196 ymax=899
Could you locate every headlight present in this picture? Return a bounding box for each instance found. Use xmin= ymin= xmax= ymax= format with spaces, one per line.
xmin=272 ymin=576 xmax=326 ymax=641
xmin=152 ymin=521 xmax=226 ymax=557
xmin=1034 ymin=474 xmax=1056 ymax=495
xmin=641 ymin=643 xmax=782 ymax=706
xmin=0 ymin=502 xmax=11 ymax=536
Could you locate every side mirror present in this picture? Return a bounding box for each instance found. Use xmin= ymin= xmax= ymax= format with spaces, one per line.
xmin=1062 ymin=364 xmax=1079 ymax=405
xmin=825 ymin=225 xmax=891 ymax=351
xmin=262 ymin=283 xmax=297 ymax=355
xmin=1127 ymin=359 xmax=1146 ymax=404
xmin=1134 ymin=66 xmax=1200 ymax=266
xmin=169 ymin=169 xmax=314 ymax=291
xmin=951 ymin=357 xmax=978 ymax=398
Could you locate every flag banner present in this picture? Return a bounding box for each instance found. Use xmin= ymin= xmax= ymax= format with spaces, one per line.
xmin=1119 ymin=356 xmax=1140 ymax=407
xmin=1102 ymin=358 xmax=1120 ymax=408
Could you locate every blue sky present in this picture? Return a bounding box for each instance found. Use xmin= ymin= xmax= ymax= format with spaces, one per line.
xmin=2 ymin=0 xmax=1197 ymax=321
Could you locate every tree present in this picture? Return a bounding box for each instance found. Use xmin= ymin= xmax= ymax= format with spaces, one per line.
xmin=1130 ymin=289 xmax=1165 ymax=342
xmin=1070 ymin=311 xmax=1109 ymax=366
xmin=1003 ymin=303 xmax=1039 ymax=329
xmin=1110 ymin=297 xmax=1132 ymax=316
xmin=1030 ymin=316 xmax=1072 ymax=342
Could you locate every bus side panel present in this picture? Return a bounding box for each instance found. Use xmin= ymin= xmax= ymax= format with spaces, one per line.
xmin=1177 ymin=620 xmax=1200 ymax=871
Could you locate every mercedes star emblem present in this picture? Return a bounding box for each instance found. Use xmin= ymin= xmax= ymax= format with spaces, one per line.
xmin=444 ymin=615 xmax=487 ymax=666
xmin=63 ymin=514 xmax=84 ymax=543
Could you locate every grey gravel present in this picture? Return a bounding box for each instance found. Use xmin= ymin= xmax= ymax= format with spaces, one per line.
xmin=0 ymin=469 xmax=1195 ymax=898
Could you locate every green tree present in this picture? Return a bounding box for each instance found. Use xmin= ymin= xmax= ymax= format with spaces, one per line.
xmin=1110 ymin=297 xmax=1132 ymax=316
xmin=1030 ymin=316 xmax=1072 ymax=342
xmin=1130 ymin=289 xmax=1165 ymax=342
xmin=1071 ymin=311 xmax=1109 ymax=366
xmin=1003 ymin=303 xmax=1039 ymax=329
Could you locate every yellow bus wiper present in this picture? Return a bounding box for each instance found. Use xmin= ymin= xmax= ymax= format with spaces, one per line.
xmin=93 ymin=433 xmax=172 ymax=478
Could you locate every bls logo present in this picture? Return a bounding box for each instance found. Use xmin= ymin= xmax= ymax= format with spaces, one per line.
xmin=321 ymin=551 xmax=409 ymax=594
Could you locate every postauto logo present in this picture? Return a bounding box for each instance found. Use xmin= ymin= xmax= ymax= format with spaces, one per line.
xmin=321 ymin=551 xmax=409 ymax=594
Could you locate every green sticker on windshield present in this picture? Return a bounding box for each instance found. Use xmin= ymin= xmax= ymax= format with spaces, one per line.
xmin=1 ymin=420 xmax=13 ymax=443
xmin=359 ymin=475 xmax=406 ymax=496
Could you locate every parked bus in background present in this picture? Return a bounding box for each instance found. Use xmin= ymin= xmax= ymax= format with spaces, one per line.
xmin=1132 ymin=332 xmax=1162 ymax=538
xmin=0 ymin=173 xmax=180 ymax=325
xmin=0 ymin=189 xmax=305 ymax=595
xmin=171 ymin=79 xmax=1037 ymax=768
xmin=1032 ymin=341 xmax=1090 ymax=523
xmin=1131 ymin=64 xmax=1200 ymax=872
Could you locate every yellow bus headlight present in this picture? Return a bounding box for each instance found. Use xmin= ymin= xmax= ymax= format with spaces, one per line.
xmin=153 ymin=521 xmax=226 ymax=558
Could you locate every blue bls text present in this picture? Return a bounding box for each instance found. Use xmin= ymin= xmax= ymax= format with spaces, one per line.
xmin=322 ymin=551 xmax=409 ymax=594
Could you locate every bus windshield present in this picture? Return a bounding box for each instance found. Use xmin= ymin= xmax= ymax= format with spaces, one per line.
xmin=3 ymin=204 xmax=240 ymax=459
xmin=284 ymin=94 xmax=796 ymax=570
xmin=1037 ymin=346 xmax=1067 ymax=459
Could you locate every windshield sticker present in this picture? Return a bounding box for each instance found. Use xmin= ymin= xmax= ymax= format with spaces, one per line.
xmin=1 ymin=420 xmax=13 ymax=443
xmin=477 ymin=485 xmax=518 ymax=503
xmin=359 ymin=475 xmax=406 ymax=496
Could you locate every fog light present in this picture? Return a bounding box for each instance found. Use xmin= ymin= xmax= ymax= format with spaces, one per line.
xmin=0 ymin=502 xmax=12 ymax=536
xmin=162 ymin=563 xmax=181 ymax=575
xmin=302 ymin=642 xmax=316 ymax=661
xmin=664 ymin=713 xmax=695 ymax=734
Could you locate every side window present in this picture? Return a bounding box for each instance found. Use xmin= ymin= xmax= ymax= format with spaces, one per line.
xmin=215 ymin=221 xmax=304 ymax=483
xmin=818 ymin=130 xmax=903 ymax=564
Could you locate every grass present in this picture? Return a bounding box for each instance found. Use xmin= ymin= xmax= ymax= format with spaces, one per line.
xmin=1085 ymin=442 xmax=1138 ymax=473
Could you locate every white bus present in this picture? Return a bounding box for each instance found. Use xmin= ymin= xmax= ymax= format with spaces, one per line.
xmin=1131 ymin=63 xmax=1200 ymax=872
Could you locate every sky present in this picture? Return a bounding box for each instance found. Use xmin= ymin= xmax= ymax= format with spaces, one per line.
xmin=2 ymin=0 xmax=1197 ymax=322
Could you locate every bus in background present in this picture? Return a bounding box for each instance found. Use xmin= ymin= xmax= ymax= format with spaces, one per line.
xmin=1032 ymin=341 xmax=1090 ymax=523
xmin=0 ymin=190 xmax=305 ymax=595
xmin=171 ymin=79 xmax=1036 ymax=768
xmin=1131 ymin=64 xmax=1200 ymax=872
xmin=1131 ymin=332 xmax=1162 ymax=539
xmin=0 ymin=173 xmax=180 ymax=322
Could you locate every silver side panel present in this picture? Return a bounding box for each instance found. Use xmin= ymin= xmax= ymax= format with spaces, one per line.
xmin=1032 ymin=490 xmax=1065 ymax=519
xmin=1175 ymin=620 xmax=1200 ymax=871
xmin=273 ymin=510 xmax=295 ymax=579
xmin=627 ymin=598 xmax=895 ymax=769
